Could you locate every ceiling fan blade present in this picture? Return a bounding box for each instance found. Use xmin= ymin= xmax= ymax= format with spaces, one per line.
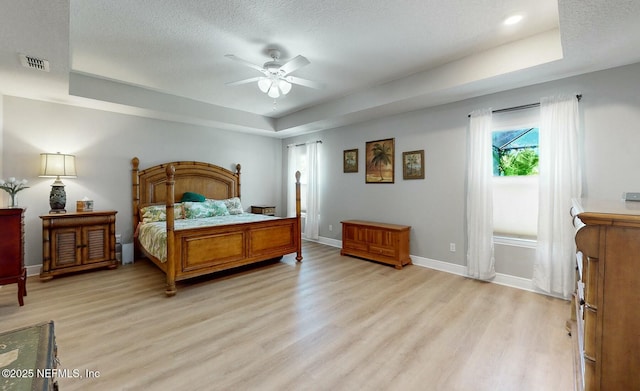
xmin=279 ymin=55 xmax=310 ymax=75
xmin=285 ymin=76 xmax=324 ymax=89
xmin=224 ymin=54 xmax=266 ymax=73
xmin=225 ymin=76 xmax=263 ymax=86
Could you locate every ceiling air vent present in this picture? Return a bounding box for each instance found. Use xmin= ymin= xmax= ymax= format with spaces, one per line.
xmin=19 ymin=54 xmax=50 ymax=72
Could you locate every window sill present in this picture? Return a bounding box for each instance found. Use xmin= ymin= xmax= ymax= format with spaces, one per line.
xmin=493 ymin=235 xmax=537 ymax=249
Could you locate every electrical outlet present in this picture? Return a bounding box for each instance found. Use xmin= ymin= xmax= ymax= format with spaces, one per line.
xmin=329 ymin=224 xmax=333 ymax=232
xmin=449 ymin=243 xmax=456 ymax=252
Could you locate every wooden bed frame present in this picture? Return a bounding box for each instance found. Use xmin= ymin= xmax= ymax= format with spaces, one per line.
xmin=131 ymin=158 xmax=302 ymax=296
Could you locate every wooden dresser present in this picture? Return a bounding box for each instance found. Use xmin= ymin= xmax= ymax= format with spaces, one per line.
xmin=40 ymin=210 xmax=118 ymax=280
xmin=341 ymin=220 xmax=411 ymax=269
xmin=570 ymin=199 xmax=640 ymax=391
xmin=0 ymin=208 xmax=27 ymax=306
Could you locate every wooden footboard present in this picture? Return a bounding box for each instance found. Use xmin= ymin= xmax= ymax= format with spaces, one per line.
xmin=132 ymin=158 xmax=302 ymax=296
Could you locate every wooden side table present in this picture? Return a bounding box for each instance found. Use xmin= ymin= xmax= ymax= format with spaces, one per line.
xmin=0 ymin=208 xmax=26 ymax=306
xmin=40 ymin=210 xmax=118 ymax=280
xmin=251 ymin=205 xmax=276 ymax=216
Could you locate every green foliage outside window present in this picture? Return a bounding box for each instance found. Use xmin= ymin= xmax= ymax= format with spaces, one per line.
xmin=492 ymin=127 xmax=539 ymax=176
xmin=498 ymin=148 xmax=539 ymax=176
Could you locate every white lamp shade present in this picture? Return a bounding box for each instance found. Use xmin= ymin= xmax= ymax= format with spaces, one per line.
xmin=279 ymin=79 xmax=292 ymax=95
xmin=258 ymin=78 xmax=272 ymax=93
xmin=267 ymin=85 xmax=280 ymax=98
xmin=40 ymin=153 xmax=77 ymax=178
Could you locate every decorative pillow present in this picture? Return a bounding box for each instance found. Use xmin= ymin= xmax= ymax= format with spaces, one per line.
xmin=205 ymin=200 xmax=230 ymax=216
xmin=181 ymin=191 xmax=206 ymax=202
xmin=183 ymin=200 xmax=229 ymax=219
xmin=221 ymin=197 xmax=244 ymax=215
xmin=140 ymin=204 xmax=184 ymax=223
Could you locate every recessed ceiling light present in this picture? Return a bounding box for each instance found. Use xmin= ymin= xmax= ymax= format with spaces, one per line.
xmin=503 ymin=14 xmax=523 ymax=25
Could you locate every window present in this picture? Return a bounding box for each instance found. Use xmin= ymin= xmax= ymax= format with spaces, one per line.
xmin=491 ymin=109 xmax=539 ymax=238
xmin=492 ymin=128 xmax=539 ymax=176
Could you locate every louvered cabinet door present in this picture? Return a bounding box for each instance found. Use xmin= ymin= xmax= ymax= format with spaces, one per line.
xmin=51 ymin=227 xmax=82 ymax=268
xmin=83 ymin=224 xmax=110 ymax=263
xmin=40 ymin=211 xmax=118 ymax=280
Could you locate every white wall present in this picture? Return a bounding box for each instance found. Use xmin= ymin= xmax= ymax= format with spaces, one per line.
xmin=283 ymin=62 xmax=640 ymax=279
xmin=2 ymin=97 xmax=283 ymax=267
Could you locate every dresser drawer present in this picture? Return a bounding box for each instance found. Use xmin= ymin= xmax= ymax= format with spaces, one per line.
xmin=584 ymin=255 xmax=599 ymax=308
xmin=343 ymin=239 xmax=368 ymax=252
xmin=584 ymin=305 xmax=597 ymax=361
xmin=368 ymin=244 xmax=396 ymax=258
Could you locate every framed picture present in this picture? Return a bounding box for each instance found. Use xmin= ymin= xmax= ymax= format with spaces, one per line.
xmin=365 ymin=138 xmax=395 ymax=183
xmin=402 ymin=150 xmax=425 ymax=179
xmin=343 ymin=149 xmax=358 ymax=173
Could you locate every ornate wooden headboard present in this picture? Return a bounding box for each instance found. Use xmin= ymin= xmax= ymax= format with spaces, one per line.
xmin=131 ymin=157 xmax=241 ymax=228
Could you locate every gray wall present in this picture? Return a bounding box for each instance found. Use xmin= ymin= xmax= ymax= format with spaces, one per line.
xmin=2 ymin=97 xmax=283 ymax=267
xmin=3 ymin=62 xmax=639 ymax=276
xmin=283 ymin=62 xmax=640 ymax=278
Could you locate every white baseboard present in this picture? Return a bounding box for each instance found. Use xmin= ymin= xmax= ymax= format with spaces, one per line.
xmin=25 ymin=243 xmax=135 ymax=276
xmin=410 ymin=254 xmax=538 ymax=293
xmin=316 ymin=236 xmax=341 ymax=248
xmin=317 ymin=236 xmax=558 ymax=297
xmin=26 ymin=264 xmax=41 ymax=277
xmin=24 ymin=237 xmax=556 ymax=298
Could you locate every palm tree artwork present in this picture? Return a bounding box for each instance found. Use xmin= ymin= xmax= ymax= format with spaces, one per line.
xmin=366 ymin=138 xmax=394 ymax=183
xmin=402 ymin=150 xmax=424 ymax=179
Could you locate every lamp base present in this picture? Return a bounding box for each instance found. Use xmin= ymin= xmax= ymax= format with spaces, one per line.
xmin=49 ymin=183 xmax=67 ymax=214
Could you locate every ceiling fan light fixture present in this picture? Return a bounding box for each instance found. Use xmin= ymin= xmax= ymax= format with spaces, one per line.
xmin=225 ymin=50 xmax=321 ymax=100
xmin=258 ymin=78 xmax=271 ymax=93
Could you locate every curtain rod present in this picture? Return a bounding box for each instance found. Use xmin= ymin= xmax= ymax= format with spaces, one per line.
xmin=467 ymin=94 xmax=582 ymax=118
xmin=287 ymin=140 xmax=323 ymax=148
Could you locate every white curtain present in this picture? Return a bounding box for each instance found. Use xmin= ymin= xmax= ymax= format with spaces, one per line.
xmin=287 ymin=145 xmax=297 ymax=217
xmin=466 ymin=108 xmax=496 ymax=280
xmin=304 ymin=142 xmax=320 ymax=240
xmin=533 ymin=94 xmax=581 ymax=298
xmin=287 ymin=141 xmax=320 ymax=240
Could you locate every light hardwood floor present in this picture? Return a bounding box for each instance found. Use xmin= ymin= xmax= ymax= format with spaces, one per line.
xmin=0 ymin=241 xmax=574 ymax=391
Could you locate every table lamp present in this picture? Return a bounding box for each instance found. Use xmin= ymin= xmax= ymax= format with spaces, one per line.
xmin=39 ymin=153 xmax=77 ymax=213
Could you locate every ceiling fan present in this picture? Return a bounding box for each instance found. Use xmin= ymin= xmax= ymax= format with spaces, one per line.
xmin=225 ymin=49 xmax=323 ymax=99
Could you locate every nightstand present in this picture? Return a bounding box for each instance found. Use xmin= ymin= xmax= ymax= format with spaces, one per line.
xmin=251 ymin=205 xmax=276 ymax=216
xmin=40 ymin=210 xmax=118 ymax=280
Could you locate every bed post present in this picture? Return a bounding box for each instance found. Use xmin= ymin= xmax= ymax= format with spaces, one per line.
xmin=235 ymin=163 xmax=241 ymax=199
xmin=131 ymin=157 xmax=141 ymax=260
xmin=295 ymin=171 xmax=303 ymax=262
xmin=165 ymin=164 xmax=177 ymax=296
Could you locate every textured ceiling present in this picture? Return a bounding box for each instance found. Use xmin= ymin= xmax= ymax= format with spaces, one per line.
xmin=1 ymin=0 xmax=640 ymax=137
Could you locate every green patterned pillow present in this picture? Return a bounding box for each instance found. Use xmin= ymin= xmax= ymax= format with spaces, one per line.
xmin=204 ymin=200 xmax=230 ymax=216
xmin=183 ymin=200 xmax=229 ymax=219
xmin=221 ymin=197 xmax=244 ymax=214
xmin=140 ymin=204 xmax=184 ymax=223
